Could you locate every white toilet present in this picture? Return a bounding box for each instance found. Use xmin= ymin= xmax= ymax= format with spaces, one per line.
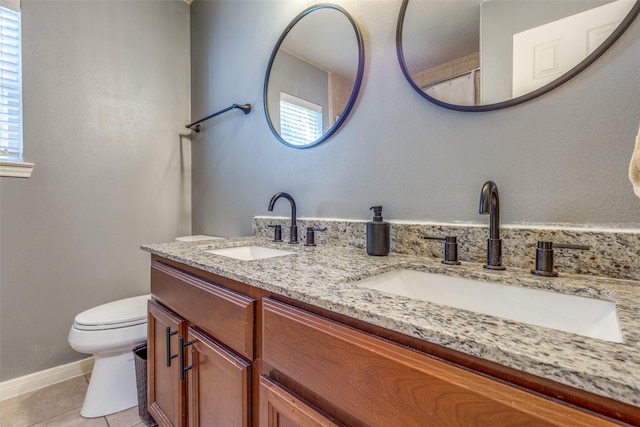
xmin=68 ymin=294 xmax=150 ymax=418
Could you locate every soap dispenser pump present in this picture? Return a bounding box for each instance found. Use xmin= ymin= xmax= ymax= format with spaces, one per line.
xmin=367 ymin=206 xmax=390 ymax=256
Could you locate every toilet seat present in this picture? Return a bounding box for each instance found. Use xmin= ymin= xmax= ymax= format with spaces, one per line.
xmin=73 ymin=294 xmax=149 ymax=331
xmin=68 ymin=294 xmax=151 ymax=418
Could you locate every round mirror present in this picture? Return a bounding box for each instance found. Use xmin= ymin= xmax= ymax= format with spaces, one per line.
xmin=397 ymin=0 xmax=640 ymax=112
xmin=264 ymin=4 xmax=364 ymax=148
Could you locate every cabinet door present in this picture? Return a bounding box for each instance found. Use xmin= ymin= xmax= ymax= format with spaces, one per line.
xmin=148 ymin=300 xmax=186 ymax=427
xmin=262 ymin=298 xmax=620 ymax=427
xmin=186 ymin=327 xmax=251 ymax=427
xmin=259 ymin=376 xmax=340 ymax=427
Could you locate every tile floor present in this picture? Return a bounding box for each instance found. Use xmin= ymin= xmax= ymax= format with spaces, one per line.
xmin=0 ymin=375 xmax=150 ymax=427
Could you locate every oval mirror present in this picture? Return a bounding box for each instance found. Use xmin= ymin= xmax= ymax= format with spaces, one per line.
xmin=397 ymin=0 xmax=639 ymax=112
xmin=264 ymin=4 xmax=364 ymax=148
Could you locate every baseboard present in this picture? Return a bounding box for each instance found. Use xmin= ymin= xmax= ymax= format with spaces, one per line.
xmin=0 ymin=357 xmax=94 ymax=401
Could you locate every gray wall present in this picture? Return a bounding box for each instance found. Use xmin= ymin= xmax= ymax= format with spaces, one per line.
xmin=0 ymin=1 xmax=190 ymax=380
xmin=2 ymin=0 xmax=637 ymax=383
xmin=191 ymin=0 xmax=640 ymax=238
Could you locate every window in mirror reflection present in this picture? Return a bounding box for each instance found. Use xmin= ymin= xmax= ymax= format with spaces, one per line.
xmin=280 ymin=93 xmax=323 ymax=146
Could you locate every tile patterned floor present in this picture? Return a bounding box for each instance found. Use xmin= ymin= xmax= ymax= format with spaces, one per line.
xmin=0 ymin=375 xmax=149 ymax=427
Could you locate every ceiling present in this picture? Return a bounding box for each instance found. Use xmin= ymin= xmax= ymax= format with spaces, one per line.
xmin=402 ymin=0 xmax=482 ymax=73
xmin=280 ymin=7 xmax=360 ymax=81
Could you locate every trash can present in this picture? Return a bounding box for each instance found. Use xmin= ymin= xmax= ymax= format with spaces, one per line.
xmin=133 ymin=343 xmax=158 ymax=426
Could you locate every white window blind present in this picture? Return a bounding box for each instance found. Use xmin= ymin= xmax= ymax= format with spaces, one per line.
xmin=280 ymin=92 xmax=322 ymax=146
xmin=0 ymin=0 xmax=22 ymax=161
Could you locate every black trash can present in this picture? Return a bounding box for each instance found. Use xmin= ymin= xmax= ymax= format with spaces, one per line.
xmin=133 ymin=343 xmax=158 ymax=426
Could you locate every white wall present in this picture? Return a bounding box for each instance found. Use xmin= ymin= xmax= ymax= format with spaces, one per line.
xmin=0 ymin=0 xmax=191 ymax=380
xmin=190 ymin=0 xmax=640 ymax=238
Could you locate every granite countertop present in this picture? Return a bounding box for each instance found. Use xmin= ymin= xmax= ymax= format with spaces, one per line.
xmin=141 ymin=237 xmax=640 ymax=407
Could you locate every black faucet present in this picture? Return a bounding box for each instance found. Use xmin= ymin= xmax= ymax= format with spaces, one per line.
xmin=479 ymin=181 xmax=505 ymax=270
xmin=268 ymin=192 xmax=298 ymax=244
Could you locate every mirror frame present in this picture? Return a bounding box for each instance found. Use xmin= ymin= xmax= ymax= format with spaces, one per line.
xmin=396 ymin=0 xmax=640 ymax=112
xmin=264 ymin=3 xmax=365 ymax=148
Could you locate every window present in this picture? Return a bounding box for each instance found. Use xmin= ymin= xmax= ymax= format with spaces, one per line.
xmin=279 ymin=92 xmax=322 ymax=146
xmin=1 ymin=0 xmax=21 ymax=160
xmin=0 ymin=0 xmax=30 ymax=177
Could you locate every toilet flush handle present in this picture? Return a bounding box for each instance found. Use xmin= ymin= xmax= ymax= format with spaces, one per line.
xmin=166 ymin=327 xmax=178 ymax=367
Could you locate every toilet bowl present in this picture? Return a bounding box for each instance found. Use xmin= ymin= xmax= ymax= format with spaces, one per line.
xmin=68 ymin=294 xmax=150 ymax=418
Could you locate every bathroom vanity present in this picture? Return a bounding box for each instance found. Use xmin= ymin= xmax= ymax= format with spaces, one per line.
xmin=142 ymin=238 xmax=640 ymax=426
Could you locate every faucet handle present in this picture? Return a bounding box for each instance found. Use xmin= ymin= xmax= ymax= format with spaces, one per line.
xmin=304 ymin=227 xmax=327 ymax=247
xmin=424 ymin=235 xmax=461 ymax=265
xmin=531 ymin=241 xmax=590 ymax=277
xmin=267 ymin=224 xmax=282 ymax=242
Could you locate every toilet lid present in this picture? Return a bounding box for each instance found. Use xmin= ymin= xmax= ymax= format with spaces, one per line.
xmin=74 ymin=294 xmax=149 ymax=331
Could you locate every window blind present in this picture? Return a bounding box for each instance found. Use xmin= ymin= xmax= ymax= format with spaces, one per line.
xmin=0 ymin=1 xmax=22 ymax=160
xmin=280 ymin=92 xmax=322 ymax=146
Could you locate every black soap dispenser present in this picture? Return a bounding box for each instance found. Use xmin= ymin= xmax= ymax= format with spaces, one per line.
xmin=367 ymin=206 xmax=390 ymax=256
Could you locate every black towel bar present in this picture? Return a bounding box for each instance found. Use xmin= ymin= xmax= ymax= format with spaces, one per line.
xmin=186 ymin=103 xmax=251 ymax=133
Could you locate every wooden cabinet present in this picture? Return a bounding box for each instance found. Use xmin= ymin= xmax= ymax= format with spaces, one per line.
xmin=148 ymin=300 xmax=185 ymax=427
xmin=261 ymin=298 xmax=621 ymax=427
xmin=186 ymin=327 xmax=251 ymax=427
xmin=148 ymin=261 xmax=254 ymax=427
xmin=259 ymin=376 xmax=341 ymax=427
xmin=147 ymin=256 xmax=637 ymax=426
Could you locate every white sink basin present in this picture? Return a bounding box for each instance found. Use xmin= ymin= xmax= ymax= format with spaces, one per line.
xmin=355 ymin=269 xmax=623 ymax=343
xmin=205 ymin=245 xmax=294 ymax=261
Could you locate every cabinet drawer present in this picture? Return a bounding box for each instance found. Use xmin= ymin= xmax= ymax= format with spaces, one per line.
xmin=262 ymin=298 xmax=617 ymax=427
xmin=151 ymin=261 xmax=254 ymax=360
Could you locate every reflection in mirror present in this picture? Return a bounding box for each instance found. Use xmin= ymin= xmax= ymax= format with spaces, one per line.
xmin=264 ymin=4 xmax=364 ymax=148
xmin=397 ymin=0 xmax=639 ymax=111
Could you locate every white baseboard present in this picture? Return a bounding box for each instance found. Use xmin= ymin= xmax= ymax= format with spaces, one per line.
xmin=0 ymin=357 xmax=94 ymax=401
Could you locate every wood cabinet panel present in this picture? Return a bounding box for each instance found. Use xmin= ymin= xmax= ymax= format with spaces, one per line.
xmin=148 ymin=300 xmax=186 ymax=427
xmin=259 ymin=376 xmax=341 ymax=427
xmin=147 ymin=256 xmax=635 ymax=426
xmin=186 ymin=327 xmax=251 ymax=427
xmin=262 ymin=298 xmax=620 ymax=427
xmin=151 ymin=261 xmax=255 ymax=360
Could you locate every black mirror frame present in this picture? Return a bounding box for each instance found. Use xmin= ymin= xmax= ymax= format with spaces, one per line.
xmin=396 ymin=0 xmax=640 ymax=112
xmin=264 ymin=3 xmax=365 ymax=148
